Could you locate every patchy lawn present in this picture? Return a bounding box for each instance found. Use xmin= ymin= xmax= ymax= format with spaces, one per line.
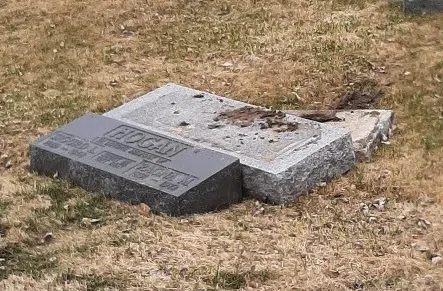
xmin=1 ymin=0 xmax=443 ymax=290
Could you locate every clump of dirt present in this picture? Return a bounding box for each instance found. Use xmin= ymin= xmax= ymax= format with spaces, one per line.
xmin=333 ymin=79 xmax=384 ymax=110
xmin=217 ymin=106 xmax=298 ymax=132
xmin=297 ymin=111 xmax=343 ymax=123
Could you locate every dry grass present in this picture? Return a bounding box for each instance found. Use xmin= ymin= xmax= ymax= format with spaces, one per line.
xmin=1 ymin=0 xmax=443 ymax=290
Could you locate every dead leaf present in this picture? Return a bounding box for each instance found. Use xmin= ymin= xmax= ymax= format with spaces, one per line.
xmin=139 ymin=203 xmax=151 ymax=217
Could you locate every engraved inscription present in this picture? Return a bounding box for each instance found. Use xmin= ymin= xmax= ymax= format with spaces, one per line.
xmin=105 ymin=126 xmax=190 ymax=158
xmin=93 ymin=137 xmax=169 ymax=164
xmin=87 ymin=146 xmax=101 ymax=155
xmin=41 ymin=132 xmax=91 ymax=159
xmin=94 ymin=137 xmax=130 ymax=152
xmin=43 ymin=140 xmax=61 ymax=149
xmin=39 ymin=125 xmax=200 ymax=193
xmin=93 ymin=151 xmax=134 ymax=169
xmin=50 ymin=132 xmax=89 ymax=150
xmin=36 ymin=122 xmax=206 ymax=196
xmin=69 ymin=148 xmax=87 ymax=158
xmin=126 ymin=160 xmax=198 ymax=191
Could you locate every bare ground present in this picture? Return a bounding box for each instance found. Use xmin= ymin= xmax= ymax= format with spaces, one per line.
xmin=1 ymin=0 xmax=443 ymax=290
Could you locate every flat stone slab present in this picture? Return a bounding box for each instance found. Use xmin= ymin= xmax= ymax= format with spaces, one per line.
xmin=105 ymin=83 xmax=355 ymax=203
xmin=404 ymin=0 xmax=443 ymax=14
xmin=30 ymin=113 xmax=242 ymax=216
xmin=284 ymin=110 xmax=394 ymax=162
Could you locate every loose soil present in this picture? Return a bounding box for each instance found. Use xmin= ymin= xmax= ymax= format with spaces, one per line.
xmin=333 ymin=79 xmax=385 ymax=110
xmin=217 ymin=106 xmax=299 ymax=132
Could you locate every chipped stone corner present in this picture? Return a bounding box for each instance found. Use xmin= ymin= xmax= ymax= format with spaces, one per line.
xmin=285 ymin=109 xmax=394 ymax=163
xmin=352 ymin=110 xmax=394 ymax=162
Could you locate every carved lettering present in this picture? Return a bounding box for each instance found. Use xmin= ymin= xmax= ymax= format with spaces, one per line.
xmin=93 ymin=137 xmax=108 ymax=146
xmin=157 ymin=142 xmax=188 ymax=157
xmin=178 ymin=176 xmax=197 ymax=187
xmin=135 ymin=162 xmax=156 ymax=174
xmin=104 ymin=140 xmax=130 ymax=152
xmin=124 ymin=132 xmax=145 ymax=143
xmin=94 ymin=151 xmax=134 ymax=169
xmin=43 ymin=140 xmax=60 ymax=149
xmin=132 ymin=171 xmax=149 ymax=180
xmin=152 ymin=167 xmax=168 ymax=178
xmin=126 ymin=160 xmax=198 ymax=191
xmin=107 ymin=126 xmax=134 ymax=140
xmin=159 ymin=181 xmax=179 ymax=191
xmin=137 ymin=137 xmax=162 ymax=150
xmin=87 ymin=146 xmax=100 ymax=155
xmin=105 ymin=126 xmax=191 ymax=158
xmin=50 ymin=132 xmax=89 ymax=150
xmin=164 ymin=171 xmax=180 ymax=181
xmin=69 ymin=149 xmax=87 ymax=158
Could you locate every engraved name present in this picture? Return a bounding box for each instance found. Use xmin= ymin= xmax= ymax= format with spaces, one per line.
xmin=105 ymin=126 xmax=190 ymax=158
xmin=43 ymin=140 xmax=61 ymax=149
xmin=93 ymin=137 xmax=169 ymax=164
xmin=49 ymin=132 xmax=89 ymax=150
xmin=43 ymin=132 xmax=90 ymax=159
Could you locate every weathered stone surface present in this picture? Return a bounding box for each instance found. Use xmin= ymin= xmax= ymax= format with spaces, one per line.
xmin=404 ymin=0 xmax=443 ymax=14
xmin=30 ymin=113 xmax=242 ymax=216
xmin=285 ymin=110 xmax=394 ymax=162
xmin=105 ymin=83 xmax=355 ymax=204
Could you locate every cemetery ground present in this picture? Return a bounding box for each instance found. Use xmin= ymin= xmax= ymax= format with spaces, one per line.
xmin=0 ymin=0 xmax=443 ymax=290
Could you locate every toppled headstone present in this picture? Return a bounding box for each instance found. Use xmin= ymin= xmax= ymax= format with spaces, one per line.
xmin=284 ymin=110 xmax=394 ymax=162
xmin=30 ymin=114 xmax=242 ymax=216
xmin=404 ymin=0 xmax=443 ymax=14
xmin=105 ymin=83 xmax=355 ymax=204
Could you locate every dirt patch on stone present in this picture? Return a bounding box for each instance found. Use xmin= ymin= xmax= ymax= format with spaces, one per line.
xmin=217 ymin=106 xmax=298 ymax=132
xmin=333 ymin=79 xmax=384 ymax=110
xmin=296 ymin=110 xmax=343 ymax=123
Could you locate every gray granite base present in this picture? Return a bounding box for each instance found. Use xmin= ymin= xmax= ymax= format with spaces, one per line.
xmin=404 ymin=0 xmax=443 ymax=14
xmin=285 ymin=110 xmax=394 ymax=162
xmin=105 ymin=84 xmax=355 ymax=203
xmin=30 ymin=114 xmax=242 ymax=216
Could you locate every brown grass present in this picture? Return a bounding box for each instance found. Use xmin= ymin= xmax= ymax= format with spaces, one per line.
xmin=1 ymin=0 xmax=443 ymax=290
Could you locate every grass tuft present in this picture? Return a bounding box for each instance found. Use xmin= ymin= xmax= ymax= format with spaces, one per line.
xmin=0 ymin=244 xmax=57 ymax=280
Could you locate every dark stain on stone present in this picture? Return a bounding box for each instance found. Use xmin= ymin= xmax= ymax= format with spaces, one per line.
xmin=208 ymin=124 xmax=224 ymax=129
xmin=298 ymin=111 xmax=343 ymax=123
xmin=218 ymin=106 xmax=298 ymax=132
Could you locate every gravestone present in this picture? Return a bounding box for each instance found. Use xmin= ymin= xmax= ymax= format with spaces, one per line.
xmin=105 ymin=83 xmax=355 ymax=204
xmin=30 ymin=113 xmax=242 ymax=216
xmin=404 ymin=0 xmax=443 ymax=14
